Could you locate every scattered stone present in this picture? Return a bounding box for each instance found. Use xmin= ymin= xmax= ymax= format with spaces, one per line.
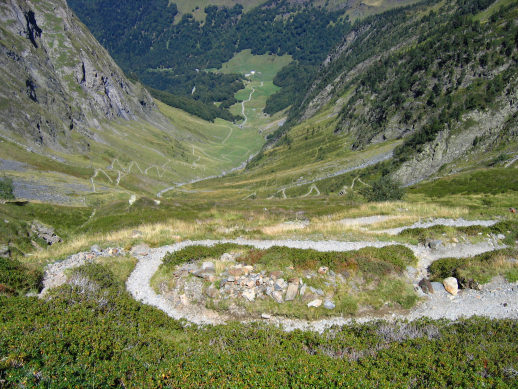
xmin=443 ymin=277 xmax=458 ymax=296
xmin=261 ymin=313 xmax=271 ymax=319
xmin=128 ymin=194 xmax=137 ymax=205
xmin=202 ymin=261 xmax=215 ymax=271
xmin=243 ymin=265 xmax=254 ymax=274
xmin=242 ymin=289 xmax=255 ymax=302
xmin=228 ymin=266 xmax=247 ymax=277
xmin=0 ymin=245 xmax=10 ymax=258
xmin=309 ymin=286 xmax=324 ymax=296
xmin=299 ymin=284 xmax=307 ymax=296
xmin=452 ymin=237 xmax=459 ymax=243
xmin=275 ymin=278 xmax=288 ymax=291
xmin=206 ymin=285 xmax=218 ymax=298
xmin=318 ymin=266 xmax=329 ymax=275
xmin=307 ymin=299 xmax=322 ymax=308
xmin=428 ymin=240 xmax=443 ymax=250
xmin=272 ymin=291 xmax=284 ymax=304
xmin=31 ymin=221 xmax=61 ymax=245
xmin=220 ymin=253 xmax=235 ymax=262
xmin=246 ymin=279 xmax=256 ymax=288
xmin=131 ymin=243 xmax=150 ymax=256
xmin=270 ymin=270 xmax=283 ymax=280
xmin=323 ymin=300 xmax=335 ymax=310
xmin=497 ymin=234 xmax=506 ymax=240
xmin=90 ymin=244 xmax=101 ymax=253
xmin=459 ymin=278 xmax=481 ymax=291
xmin=285 ymin=283 xmax=299 ymax=301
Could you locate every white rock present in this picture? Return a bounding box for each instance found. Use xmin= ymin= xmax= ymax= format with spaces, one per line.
xmin=443 ymin=277 xmax=458 ymax=296
xmin=299 ymin=284 xmax=307 ymax=296
xmin=307 ymin=299 xmax=322 ymax=308
xmin=275 ymin=278 xmax=288 ymax=291
xmin=242 ymin=289 xmax=255 ymax=302
xmin=261 ymin=313 xmax=271 ymax=319
xmin=272 ymin=291 xmax=284 ymax=303
xmin=128 ymin=194 xmax=137 ymax=205
xmin=202 ymin=261 xmax=215 ymax=271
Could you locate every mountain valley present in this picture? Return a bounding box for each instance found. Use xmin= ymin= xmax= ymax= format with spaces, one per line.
xmin=1 ymin=0 xmax=518 ymax=386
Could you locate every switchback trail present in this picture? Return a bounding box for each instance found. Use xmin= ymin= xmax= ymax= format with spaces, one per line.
xmin=125 ymin=236 xmax=514 ymax=332
xmin=41 ymin=220 xmax=515 ymax=332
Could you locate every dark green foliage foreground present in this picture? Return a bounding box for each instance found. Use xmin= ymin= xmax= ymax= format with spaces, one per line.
xmin=2 ymin=261 xmax=517 ymax=387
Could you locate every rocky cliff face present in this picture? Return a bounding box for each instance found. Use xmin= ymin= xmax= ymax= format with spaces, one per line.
xmin=0 ymin=0 xmax=157 ymax=151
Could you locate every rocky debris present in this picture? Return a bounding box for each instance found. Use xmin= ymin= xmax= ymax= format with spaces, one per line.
xmin=427 ymin=240 xmax=443 ymax=250
xmin=458 ymin=278 xmax=481 ymax=291
xmin=131 ymin=243 xmax=150 ymax=256
xmin=90 ymin=244 xmax=101 ymax=254
xmin=202 ymin=261 xmax=215 ymax=271
xmin=0 ymin=245 xmax=10 ymax=258
xmin=318 ymin=266 xmax=329 ymax=274
xmin=220 ymin=252 xmax=236 ymax=262
xmin=205 ymin=285 xmax=219 ymax=299
xmin=323 ymin=300 xmax=336 ymax=310
xmin=443 ymin=277 xmax=458 ymax=296
xmin=261 ymin=313 xmax=271 ymax=319
xmin=275 ymin=278 xmax=288 ymax=291
xmin=308 ymin=299 xmax=322 ymax=308
xmin=496 ymin=234 xmax=506 ymax=240
xmin=31 ymin=221 xmax=61 ymax=245
xmin=309 ymin=286 xmax=324 ymax=296
xmin=285 ymin=283 xmax=299 ymax=301
xmin=242 ymin=289 xmax=256 ymax=302
xmin=299 ymin=284 xmax=307 ymax=296
xmin=418 ymin=278 xmax=434 ymax=294
xmin=272 ymin=291 xmax=284 ymax=303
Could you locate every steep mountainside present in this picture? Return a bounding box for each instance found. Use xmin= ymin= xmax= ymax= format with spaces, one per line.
xmin=0 ymin=0 xmax=264 ymax=200
xmin=259 ymin=0 xmax=518 ymax=187
xmin=0 ymin=0 xmax=157 ymax=151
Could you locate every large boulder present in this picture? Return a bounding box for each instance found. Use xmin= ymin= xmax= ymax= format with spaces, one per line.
xmin=443 ymin=277 xmax=458 ymax=296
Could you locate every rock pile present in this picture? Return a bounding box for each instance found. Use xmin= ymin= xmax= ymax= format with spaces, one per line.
xmin=31 ymin=221 xmax=62 ymax=245
xmin=178 ymin=255 xmax=338 ymax=310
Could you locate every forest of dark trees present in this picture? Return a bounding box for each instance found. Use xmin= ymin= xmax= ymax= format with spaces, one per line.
xmin=68 ymin=0 xmax=351 ymax=120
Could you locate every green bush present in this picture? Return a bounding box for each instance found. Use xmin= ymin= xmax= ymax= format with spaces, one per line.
xmin=361 ymin=176 xmax=404 ymax=202
xmin=0 ymin=177 xmax=14 ymax=200
xmin=0 ymin=257 xmax=42 ymax=295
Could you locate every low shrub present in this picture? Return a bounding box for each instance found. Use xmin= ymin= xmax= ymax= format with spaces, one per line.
xmin=0 ymin=177 xmax=14 ymax=200
xmin=361 ymin=176 xmax=404 ymax=202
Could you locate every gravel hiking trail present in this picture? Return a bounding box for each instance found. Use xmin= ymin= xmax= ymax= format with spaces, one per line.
xmin=41 ymin=219 xmax=516 ymax=332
